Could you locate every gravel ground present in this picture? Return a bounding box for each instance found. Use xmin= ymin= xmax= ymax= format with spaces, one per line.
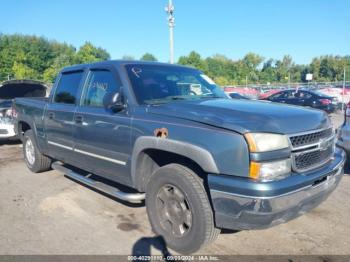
xmin=0 ymin=112 xmax=349 ymax=255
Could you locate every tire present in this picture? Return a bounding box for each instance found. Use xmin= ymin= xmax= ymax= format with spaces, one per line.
xmin=23 ymin=130 xmax=52 ymax=173
xmin=145 ymin=164 xmax=220 ymax=254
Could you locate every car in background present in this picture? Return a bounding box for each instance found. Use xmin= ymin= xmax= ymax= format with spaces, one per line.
xmin=224 ymin=86 xmax=259 ymax=99
xmin=263 ymin=89 xmax=338 ymax=113
xmin=0 ymin=80 xmax=47 ymax=139
xmin=337 ymin=101 xmax=350 ymax=156
xmin=226 ymin=92 xmax=250 ymax=100
xmin=258 ymin=89 xmax=281 ymax=100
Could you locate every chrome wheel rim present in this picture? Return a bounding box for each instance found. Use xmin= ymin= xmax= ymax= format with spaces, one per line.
xmin=25 ymin=138 xmax=35 ymax=165
xmin=156 ymin=184 xmax=193 ymax=237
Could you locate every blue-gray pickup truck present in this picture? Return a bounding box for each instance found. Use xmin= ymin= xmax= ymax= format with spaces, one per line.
xmin=13 ymin=60 xmax=345 ymax=254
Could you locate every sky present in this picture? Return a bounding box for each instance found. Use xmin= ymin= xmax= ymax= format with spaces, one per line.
xmin=1 ymin=0 xmax=350 ymax=64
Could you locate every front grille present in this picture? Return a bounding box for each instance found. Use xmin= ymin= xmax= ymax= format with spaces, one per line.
xmin=289 ymin=128 xmax=333 ymax=148
xmin=289 ymin=127 xmax=335 ymax=173
xmin=293 ymin=145 xmax=333 ymax=171
xmin=0 ymin=129 xmax=8 ymax=135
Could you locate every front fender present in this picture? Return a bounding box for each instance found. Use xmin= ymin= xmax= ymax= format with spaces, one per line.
xmin=131 ymin=136 xmax=220 ymax=189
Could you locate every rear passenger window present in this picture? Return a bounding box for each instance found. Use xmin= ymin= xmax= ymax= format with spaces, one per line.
xmin=54 ymin=71 xmax=83 ymax=104
xmin=82 ymin=70 xmax=120 ymax=108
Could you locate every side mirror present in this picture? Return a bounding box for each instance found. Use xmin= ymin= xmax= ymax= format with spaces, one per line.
xmin=104 ymin=90 xmax=126 ymax=112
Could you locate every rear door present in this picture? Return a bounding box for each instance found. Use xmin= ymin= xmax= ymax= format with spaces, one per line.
xmin=269 ymin=91 xmax=289 ymax=103
xmin=45 ymin=70 xmax=85 ymax=162
xmin=72 ymin=66 xmax=132 ymax=184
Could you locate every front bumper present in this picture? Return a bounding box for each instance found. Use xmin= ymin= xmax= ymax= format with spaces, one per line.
xmin=0 ymin=122 xmax=16 ymax=139
xmin=208 ymin=148 xmax=346 ymax=230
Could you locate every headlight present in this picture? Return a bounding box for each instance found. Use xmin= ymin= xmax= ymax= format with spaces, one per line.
xmin=5 ymin=109 xmax=12 ymax=117
xmin=244 ymin=133 xmax=289 ymax=152
xmin=250 ymin=158 xmax=291 ymax=181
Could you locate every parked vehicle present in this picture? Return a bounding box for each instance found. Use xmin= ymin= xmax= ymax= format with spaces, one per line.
xmin=258 ymin=89 xmax=281 ymax=100
xmin=263 ymin=89 xmax=338 ymax=113
xmin=337 ymin=101 xmax=350 ymax=155
xmin=224 ymin=86 xmax=259 ymax=99
xmin=0 ymin=80 xmax=47 ymax=139
xmin=226 ymin=92 xmax=249 ymax=100
xmin=14 ymin=61 xmax=345 ymax=254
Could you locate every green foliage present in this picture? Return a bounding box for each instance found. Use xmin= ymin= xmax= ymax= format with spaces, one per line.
xmin=177 ymin=51 xmax=350 ymax=85
xmin=178 ymin=51 xmax=208 ymax=73
xmin=0 ymin=34 xmax=110 ymax=83
xmin=75 ymin=42 xmax=110 ymax=64
xmin=122 ymin=55 xmax=135 ymax=60
xmin=140 ymin=53 xmax=158 ymax=61
xmin=0 ymin=33 xmax=349 ymax=86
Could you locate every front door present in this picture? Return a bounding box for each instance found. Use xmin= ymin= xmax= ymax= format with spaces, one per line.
xmin=73 ymin=67 xmax=132 ymax=185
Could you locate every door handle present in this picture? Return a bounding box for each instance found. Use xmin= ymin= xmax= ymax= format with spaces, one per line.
xmin=75 ymin=115 xmax=83 ymax=124
xmin=48 ymin=112 xmax=55 ymax=119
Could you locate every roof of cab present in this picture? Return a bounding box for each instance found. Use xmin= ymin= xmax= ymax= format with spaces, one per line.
xmin=60 ymin=60 xmax=196 ymax=73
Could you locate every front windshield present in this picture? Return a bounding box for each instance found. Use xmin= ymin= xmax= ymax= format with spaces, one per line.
xmin=125 ymin=64 xmax=227 ymax=105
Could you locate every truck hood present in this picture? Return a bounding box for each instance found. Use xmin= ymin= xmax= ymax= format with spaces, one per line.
xmin=147 ymin=99 xmax=331 ymax=134
xmin=0 ymin=80 xmax=47 ymax=101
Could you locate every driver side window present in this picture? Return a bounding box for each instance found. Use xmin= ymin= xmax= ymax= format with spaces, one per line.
xmin=82 ymin=69 xmax=120 ymax=108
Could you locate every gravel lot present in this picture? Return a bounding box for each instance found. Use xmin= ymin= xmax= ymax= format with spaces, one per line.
xmin=0 ymin=112 xmax=349 ymax=255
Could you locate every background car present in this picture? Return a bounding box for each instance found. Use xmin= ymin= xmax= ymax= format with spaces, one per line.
xmin=338 ymin=101 xmax=350 ymax=156
xmin=263 ymin=89 xmax=338 ymax=113
xmin=258 ymin=89 xmax=281 ymax=99
xmin=226 ymin=92 xmax=250 ymax=100
xmin=0 ymin=80 xmax=48 ymax=140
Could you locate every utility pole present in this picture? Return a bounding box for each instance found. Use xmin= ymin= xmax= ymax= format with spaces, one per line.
xmin=245 ymin=76 xmax=248 ymax=88
xmin=165 ymin=0 xmax=175 ymax=64
xmin=343 ymin=68 xmax=346 ymax=111
xmin=288 ymin=72 xmax=291 ymax=88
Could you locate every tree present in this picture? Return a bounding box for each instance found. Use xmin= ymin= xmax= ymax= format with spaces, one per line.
xmin=178 ymin=51 xmax=208 ymax=73
xmin=43 ymin=54 xmax=73 ymax=83
xmin=75 ymin=42 xmax=110 ymax=64
xmin=122 ymin=55 xmax=135 ymax=60
xmin=12 ymin=61 xmax=37 ymax=79
xmin=140 ymin=53 xmax=158 ymax=61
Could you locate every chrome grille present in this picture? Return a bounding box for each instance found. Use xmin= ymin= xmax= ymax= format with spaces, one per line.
xmin=289 ymin=128 xmax=333 ymax=148
xmin=289 ymin=128 xmax=335 ymax=173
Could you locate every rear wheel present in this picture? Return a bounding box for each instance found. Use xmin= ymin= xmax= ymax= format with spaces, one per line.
xmin=23 ymin=130 xmax=52 ymax=173
xmin=146 ymin=164 xmax=220 ymax=254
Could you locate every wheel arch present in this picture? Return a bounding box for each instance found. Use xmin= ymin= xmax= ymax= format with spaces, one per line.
xmin=131 ymin=136 xmax=219 ymax=191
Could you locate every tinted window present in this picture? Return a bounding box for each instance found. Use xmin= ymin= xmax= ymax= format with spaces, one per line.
xmin=270 ymin=91 xmax=286 ymax=99
xmin=125 ymin=64 xmax=227 ymax=105
xmin=297 ymin=91 xmax=312 ymax=99
xmin=54 ymin=71 xmax=83 ymax=104
xmin=82 ymin=70 xmax=120 ymax=107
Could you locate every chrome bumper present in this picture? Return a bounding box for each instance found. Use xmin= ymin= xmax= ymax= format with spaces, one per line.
xmin=209 ymin=149 xmax=346 ymax=230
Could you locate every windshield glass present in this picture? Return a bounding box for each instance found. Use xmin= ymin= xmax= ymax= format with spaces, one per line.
xmin=125 ymin=64 xmax=227 ymax=105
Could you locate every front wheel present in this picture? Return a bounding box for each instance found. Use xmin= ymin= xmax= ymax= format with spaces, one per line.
xmin=23 ymin=130 xmax=52 ymax=173
xmin=146 ymin=164 xmax=220 ymax=254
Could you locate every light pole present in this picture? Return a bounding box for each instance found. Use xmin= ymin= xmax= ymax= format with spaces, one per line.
xmin=343 ymin=68 xmax=346 ymax=111
xmin=288 ymin=72 xmax=291 ymax=88
xmin=165 ymin=0 xmax=175 ymax=64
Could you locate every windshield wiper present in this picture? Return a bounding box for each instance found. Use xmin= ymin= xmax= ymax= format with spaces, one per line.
xmin=167 ymin=96 xmax=188 ymax=100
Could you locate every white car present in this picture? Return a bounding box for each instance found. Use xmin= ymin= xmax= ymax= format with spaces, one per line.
xmin=0 ymin=80 xmax=48 ymax=140
xmin=0 ymin=106 xmax=16 ymax=139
